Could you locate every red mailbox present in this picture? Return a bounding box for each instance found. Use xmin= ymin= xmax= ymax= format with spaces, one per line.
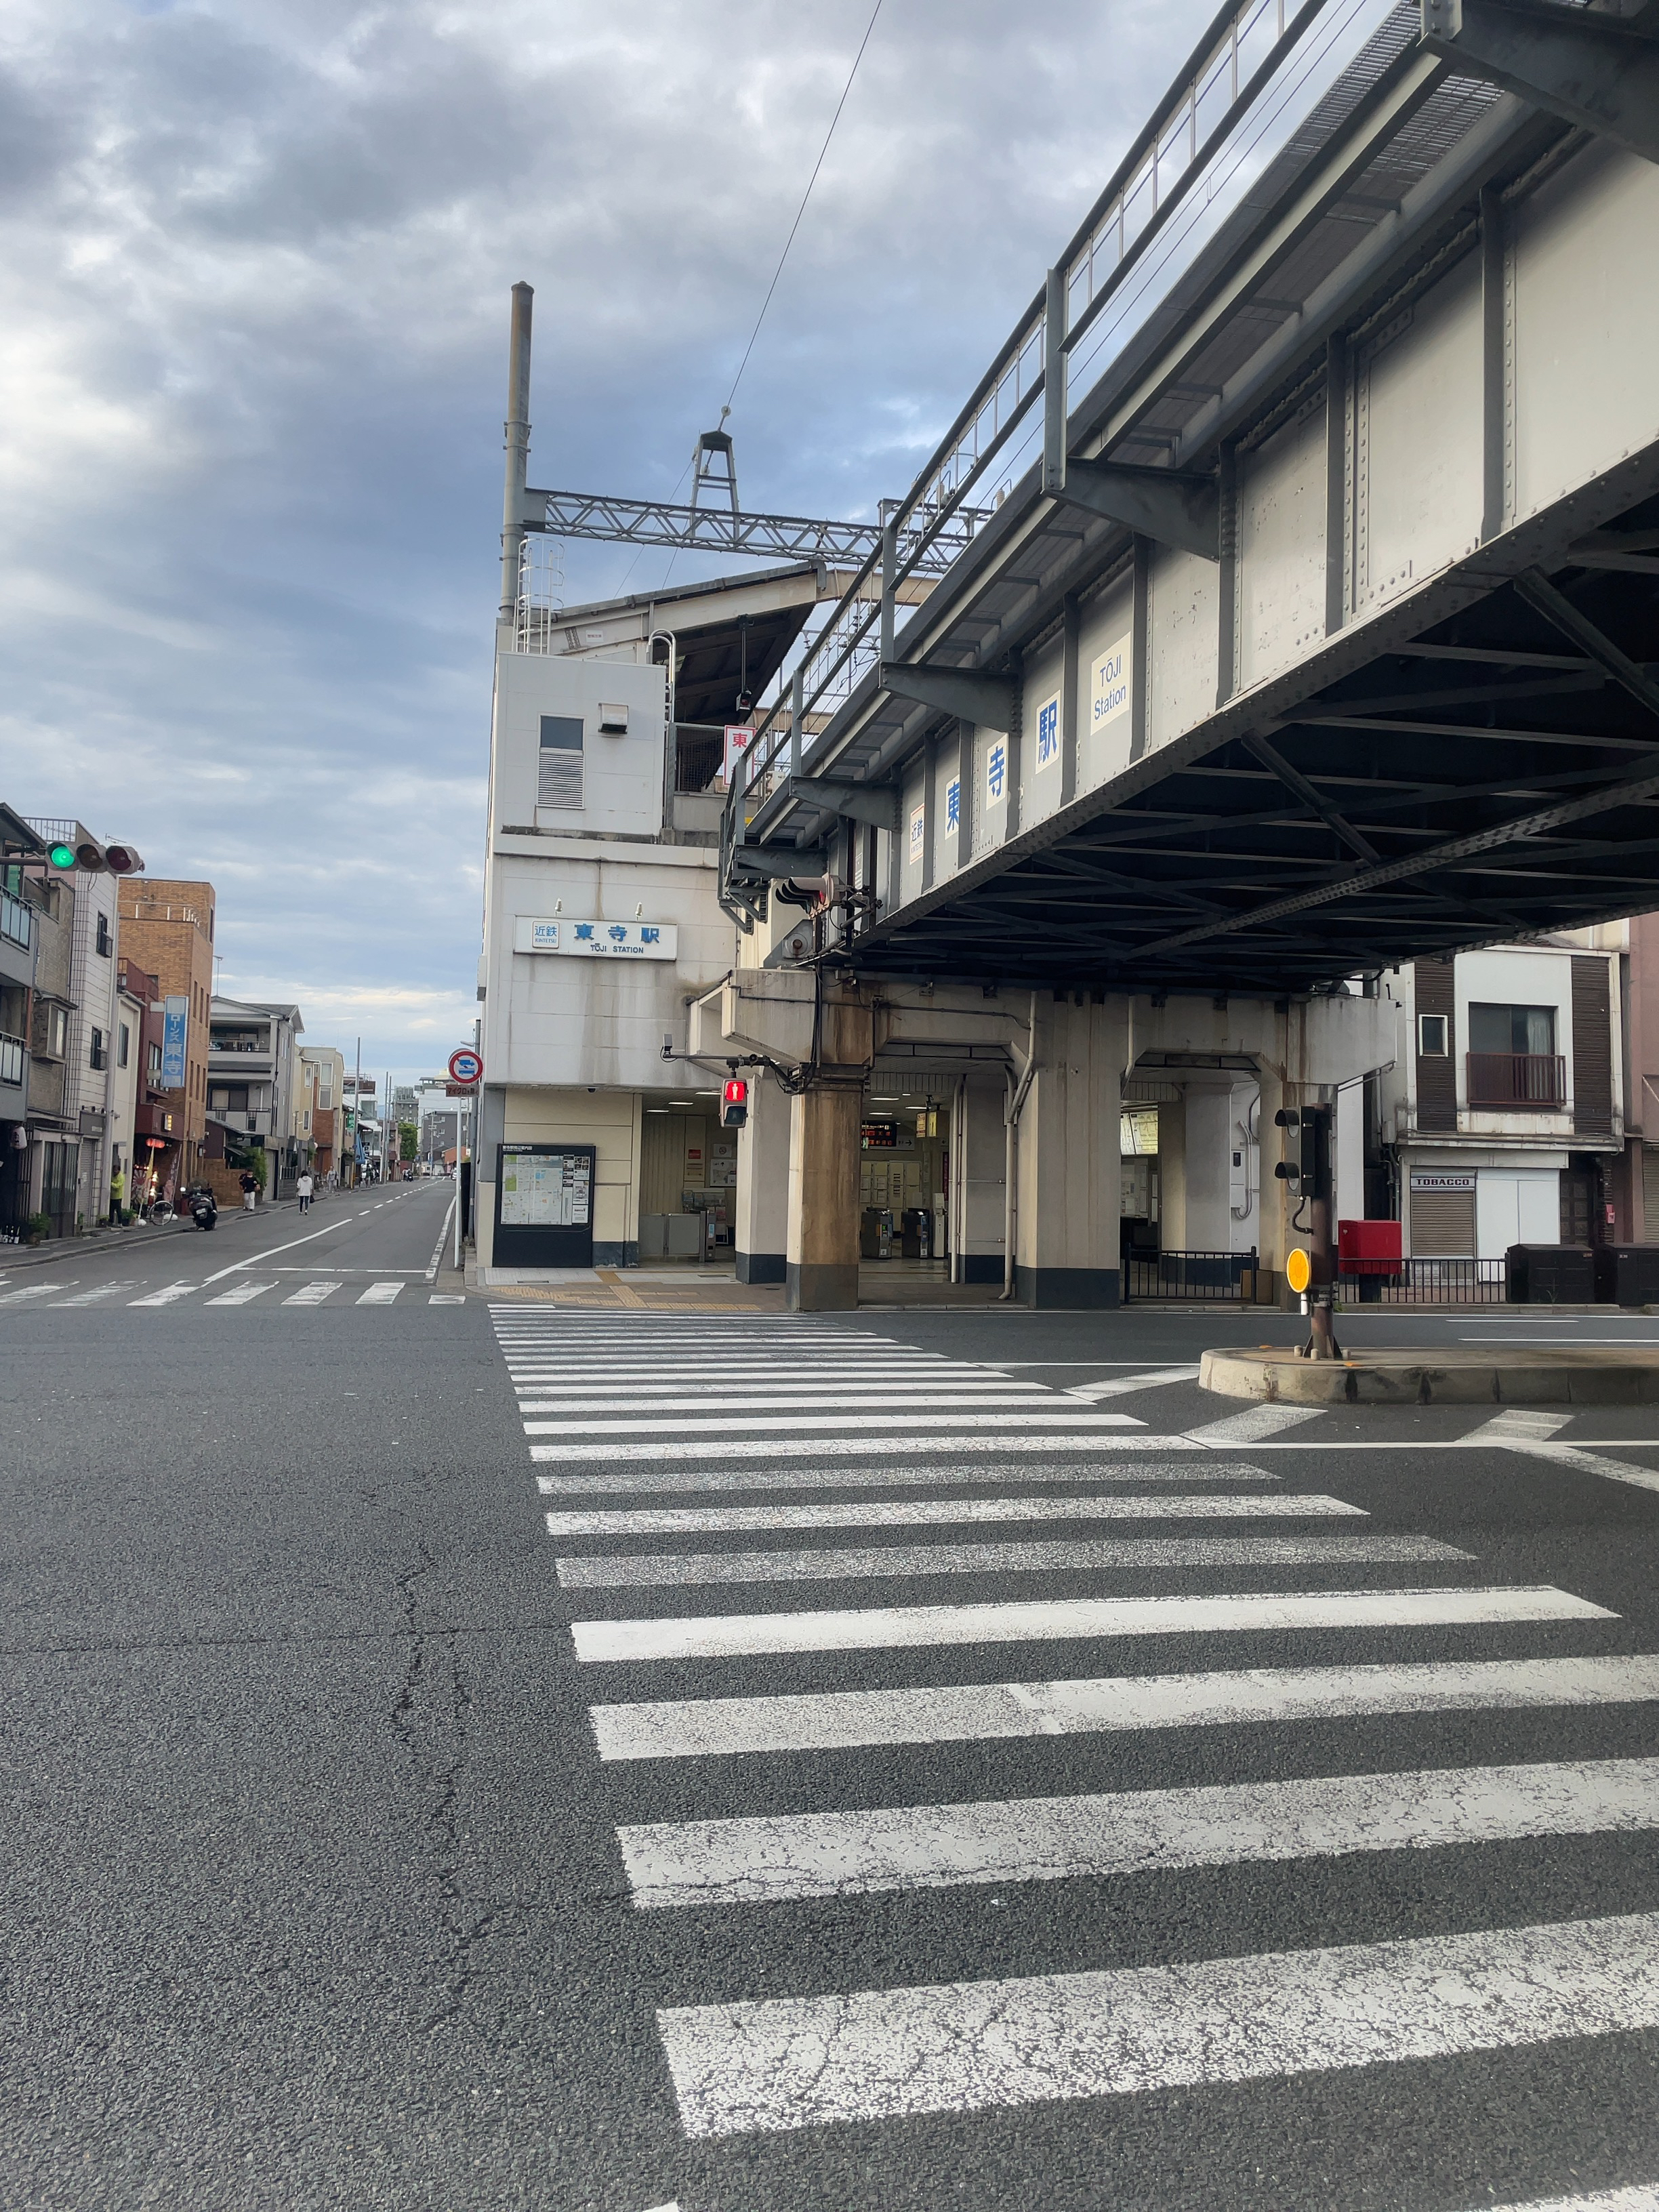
xmin=1338 ymin=1218 xmax=1403 ymax=1277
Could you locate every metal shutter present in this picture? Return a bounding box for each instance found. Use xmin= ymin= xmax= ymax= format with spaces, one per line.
xmin=1411 ymin=1188 xmax=1475 ymax=1255
xmin=1571 ymin=956 xmax=1613 ymax=1135
xmin=1413 ymin=960 xmax=1456 ymax=1132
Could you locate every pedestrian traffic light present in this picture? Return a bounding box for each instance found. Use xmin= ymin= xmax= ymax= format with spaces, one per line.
xmin=720 ymin=1078 xmax=749 ymax=1128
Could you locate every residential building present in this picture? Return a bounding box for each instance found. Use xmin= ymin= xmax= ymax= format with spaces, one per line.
xmin=0 ymin=808 xmax=45 ymax=1235
xmin=26 ymin=821 xmax=123 ymax=1228
xmin=22 ymin=863 xmax=80 ymax=1236
xmin=117 ymin=879 xmax=216 ymax=1183
xmin=1372 ymin=935 xmax=1625 ymax=1260
xmin=299 ymin=1046 xmax=346 ymax=1180
xmin=117 ymin=960 xmax=178 ymax=1206
xmin=207 ymin=998 xmax=306 ymax=1195
xmin=108 ymin=958 xmax=156 ymax=1212
xmin=420 ymin=1107 xmax=459 ymax=1166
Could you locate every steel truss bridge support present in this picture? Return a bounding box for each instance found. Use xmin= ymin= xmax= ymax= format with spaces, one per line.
xmin=518 ymin=487 xmax=984 ymax=578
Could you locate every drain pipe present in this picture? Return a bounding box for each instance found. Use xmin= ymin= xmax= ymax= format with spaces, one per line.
xmin=998 ymin=994 xmax=1039 ymax=1302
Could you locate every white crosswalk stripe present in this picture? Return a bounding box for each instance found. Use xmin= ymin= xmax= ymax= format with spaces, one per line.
xmin=356 ymin=1282 xmax=403 ymax=1304
xmin=49 ymin=1282 xmax=136 ymax=1306
xmin=557 ymin=1531 xmax=1471 ymax=1591
xmin=128 ymin=1281 xmax=197 ymax=1307
xmin=284 ymin=1280 xmax=339 ymax=1305
xmin=589 ymin=1654 xmax=1659 ymax=1762
xmin=618 ymin=1756 xmax=1659 ymax=1908
xmin=0 ymin=1281 xmax=61 ymax=1305
xmin=657 ymin=1912 xmax=1659 ymax=2137
xmin=204 ymin=1279 xmax=276 ymax=1307
xmin=488 ymin=1307 xmax=1658 ymax=2159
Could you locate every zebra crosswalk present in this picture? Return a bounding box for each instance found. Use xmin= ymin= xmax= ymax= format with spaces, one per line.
xmin=0 ymin=1274 xmax=459 ymax=1312
xmin=491 ymin=1305 xmax=1659 ymax=2181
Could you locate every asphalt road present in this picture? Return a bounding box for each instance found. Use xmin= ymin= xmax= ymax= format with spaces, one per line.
xmin=5 ymin=1229 xmax=1659 ymax=2211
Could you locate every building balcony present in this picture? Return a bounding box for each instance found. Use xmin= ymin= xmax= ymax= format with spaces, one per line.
xmin=1465 ymin=1052 xmax=1566 ymax=1109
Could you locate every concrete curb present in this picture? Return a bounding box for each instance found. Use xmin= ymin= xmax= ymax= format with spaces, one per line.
xmin=1201 ymin=1345 xmax=1659 ymax=1406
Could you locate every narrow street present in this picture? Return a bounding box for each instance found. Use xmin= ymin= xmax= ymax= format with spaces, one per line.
xmin=6 ymin=1261 xmax=1659 ymax=2209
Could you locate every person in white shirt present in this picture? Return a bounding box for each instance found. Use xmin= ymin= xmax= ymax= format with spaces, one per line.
xmin=296 ymin=1171 xmax=314 ymax=1214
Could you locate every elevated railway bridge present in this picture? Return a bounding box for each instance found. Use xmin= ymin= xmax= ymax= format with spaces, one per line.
xmin=686 ymin=0 xmax=1659 ymax=1306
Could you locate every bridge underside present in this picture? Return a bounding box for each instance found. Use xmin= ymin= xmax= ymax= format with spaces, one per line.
xmin=858 ymin=502 xmax=1659 ymax=996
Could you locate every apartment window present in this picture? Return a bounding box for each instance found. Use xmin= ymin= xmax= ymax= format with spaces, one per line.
xmin=118 ymin=1022 xmax=130 ymax=1067
xmin=1467 ymin=1002 xmax=1564 ymax=1107
xmin=1418 ymin=1014 xmax=1448 ymax=1057
xmin=1469 ymin=1004 xmax=1556 ymax=1056
xmin=43 ymin=1005 xmax=68 ymax=1059
xmin=538 ymin=714 xmax=584 ymax=808
xmin=95 ymin=912 xmax=111 ymax=956
xmin=148 ymin=1040 xmax=163 ymax=1082
xmin=89 ymin=1027 xmax=107 ymax=1071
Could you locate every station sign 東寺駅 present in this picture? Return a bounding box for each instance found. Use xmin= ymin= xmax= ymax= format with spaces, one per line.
xmin=513 ymin=918 xmax=678 ymax=960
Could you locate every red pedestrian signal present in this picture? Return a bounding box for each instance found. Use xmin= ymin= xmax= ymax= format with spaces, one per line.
xmin=721 ymin=1078 xmax=749 ymax=1128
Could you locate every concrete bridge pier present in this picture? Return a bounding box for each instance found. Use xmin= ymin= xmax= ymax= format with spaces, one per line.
xmin=948 ymin=1077 xmax=1007 ymax=1285
xmin=785 ymin=1078 xmax=863 ymax=1311
xmin=733 ymin=1067 xmax=789 ymax=1285
xmin=1010 ymin=998 xmax=1130 ymax=1308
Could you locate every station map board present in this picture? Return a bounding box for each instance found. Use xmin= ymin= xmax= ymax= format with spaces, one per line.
xmin=493 ymin=1143 xmax=596 ymax=1267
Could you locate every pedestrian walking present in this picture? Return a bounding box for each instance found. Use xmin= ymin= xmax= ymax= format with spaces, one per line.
xmin=239 ymin=1169 xmax=258 ymax=1212
xmin=296 ymin=1170 xmax=314 ymax=1214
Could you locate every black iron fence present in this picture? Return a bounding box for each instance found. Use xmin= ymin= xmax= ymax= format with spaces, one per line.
xmin=1336 ymin=1257 xmax=1509 ymax=1305
xmin=1125 ymin=1249 xmax=1256 ymax=1303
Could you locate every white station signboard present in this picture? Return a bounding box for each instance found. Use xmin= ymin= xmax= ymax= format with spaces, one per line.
xmin=513 ymin=918 xmax=678 ymax=960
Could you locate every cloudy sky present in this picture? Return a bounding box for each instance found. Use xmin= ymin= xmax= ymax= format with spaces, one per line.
xmin=0 ymin=0 xmax=1214 ymax=1086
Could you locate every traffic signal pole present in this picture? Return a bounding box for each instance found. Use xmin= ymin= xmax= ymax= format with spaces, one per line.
xmin=1275 ymin=1103 xmax=1343 ymax=1361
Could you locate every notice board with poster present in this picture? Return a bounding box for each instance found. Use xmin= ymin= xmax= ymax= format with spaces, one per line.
xmin=494 ymin=1143 xmax=597 ymax=1267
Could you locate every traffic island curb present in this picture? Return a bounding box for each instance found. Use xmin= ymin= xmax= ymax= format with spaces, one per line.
xmin=1200 ymin=1345 xmax=1659 ymax=1406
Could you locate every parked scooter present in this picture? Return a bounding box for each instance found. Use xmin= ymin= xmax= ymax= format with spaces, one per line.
xmin=188 ymin=1187 xmax=218 ymax=1231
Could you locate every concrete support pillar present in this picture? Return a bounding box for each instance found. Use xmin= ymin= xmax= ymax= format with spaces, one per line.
xmin=1160 ymin=1089 xmax=1189 ymax=1252
xmin=1012 ymin=998 xmax=1128 ymax=1307
xmin=1254 ymin=1061 xmax=1293 ymax=1303
xmin=786 ymin=1080 xmax=863 ymax=1310
xmin=949 ymin=1077 xmax=1006 ymax=1283
xmin=734 ymin=1068 xmax=789 ymax=1284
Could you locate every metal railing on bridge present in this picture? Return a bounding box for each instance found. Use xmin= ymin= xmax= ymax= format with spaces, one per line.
xmin=724 ymin=0 xmax=1408 ymax=906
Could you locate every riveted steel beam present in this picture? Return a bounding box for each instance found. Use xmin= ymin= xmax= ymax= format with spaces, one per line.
xmin=1420 ymin=0 xmax=1659 ymax=167
xmin=878 ymin=665 xmax=1015 ymax=732
xmin=1048 ymin=458 xmax=1221 ymax=560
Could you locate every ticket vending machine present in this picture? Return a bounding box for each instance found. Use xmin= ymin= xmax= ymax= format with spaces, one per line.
xmin=493 ymin=1143 xmax=597 ymax=1268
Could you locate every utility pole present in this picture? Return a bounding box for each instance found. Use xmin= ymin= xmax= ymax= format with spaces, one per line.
xmin=352 ymin=1034 xmax=361 ymax=1189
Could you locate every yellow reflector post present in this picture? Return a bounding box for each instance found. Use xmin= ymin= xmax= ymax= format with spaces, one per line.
xmin=1286 ymin=1248 xmax=1312 ymax=1295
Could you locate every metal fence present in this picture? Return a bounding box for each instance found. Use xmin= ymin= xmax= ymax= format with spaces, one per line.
xmin=1125 ymin=1248 xmax=1256 ymax=1303
xmin=1337 ymin=1258 xmax=1509 ymax=1306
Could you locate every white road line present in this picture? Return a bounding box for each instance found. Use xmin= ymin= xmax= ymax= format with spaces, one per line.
xmin=128 ymin=1282 xmax=198 ymax=1307
xmin=590 ymin=1652 xmax=1659 ymax=1761
xmin=516 ymin=1393 xmax=1063 ymax=1416
xmin=504 ymin=1364 xmax=977 ymax=1379
xmin=284 ymin=1280 xmax=340 ymax=1305
xmin=1505 ymin=1439 xmax=1659 ymax=1497
xmin=558 ymin=1532 xmax=1470 ymax=1591
xmin=525 ymin=1412 xmax=1148 ymax=1439
xmin=0 ymin=1282 xmax=62 ymax=1305
xmin=544 ymin=1492 xmax=1363 ymax=1537
xmin=430 ymin=1293 xmax=466 ymax=1305
xmin=428 ymin=1194 xmax=456 ymax=1284
xmin=1463 ymin=1410 xmax=1574 ymax=1445
xmin=572 ymin=1584 xmax=1612 ymax=1665
xmin=49 ymin=1282 xmax=136 ymax=1307
xmin=619 ymin=1754 xmax=1659 ymax=1909
xmin=655 ymin=1910 xmax=1659 ymax=2137
xmin=204 ymin=1280 xmax=276 ymax=1307
xmin=1477 ymin=2189 xmax=1659 ymax=2211
xmin=541 ymin=1459 xmax=1276 ymax=1497
xmin=198 ymin=1212 xmax=356 ymax=1285
xmin=1181 ymin=1404 xmax=1326 ymax=1443
xmin=533 ymin=1434 xmax=1234 ymax=1464
xmin=358 ymin=1282 xmax=403 ymax=1305
xmin=1065 ymin=1366 xmax=1202 ymax=1399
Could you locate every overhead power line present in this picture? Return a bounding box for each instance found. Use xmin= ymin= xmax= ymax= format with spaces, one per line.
xmin=723 ymin=0 xmax=885 ymax=415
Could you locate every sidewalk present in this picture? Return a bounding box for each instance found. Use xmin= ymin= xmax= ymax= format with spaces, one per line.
xmin=0 ymin=1191 xmax=313 ymax=1274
